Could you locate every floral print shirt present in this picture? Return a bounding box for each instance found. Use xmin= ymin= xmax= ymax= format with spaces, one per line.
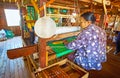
xmin=66 ymin=24 xmax=107 ymax=70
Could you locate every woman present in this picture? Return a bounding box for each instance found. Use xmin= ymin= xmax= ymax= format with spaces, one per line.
xmin=64 ymin=12 xmax=107 ymax=70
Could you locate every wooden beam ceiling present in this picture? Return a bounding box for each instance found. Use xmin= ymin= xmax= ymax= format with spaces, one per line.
xmin=0 ymin=0 xmax=120 ymax=14
xmin=0 ymin=0 xmax=17 ymax=3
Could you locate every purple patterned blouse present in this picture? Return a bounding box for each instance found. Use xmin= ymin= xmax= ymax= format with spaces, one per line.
xmin=66 ymin=24 xmax=107 ymax=70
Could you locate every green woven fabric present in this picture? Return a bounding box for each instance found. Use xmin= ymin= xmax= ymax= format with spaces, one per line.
xmin=27 ymin=6 xmax=38 ymax=20
xmin=47 ymin=36 xmax=76 ymax=58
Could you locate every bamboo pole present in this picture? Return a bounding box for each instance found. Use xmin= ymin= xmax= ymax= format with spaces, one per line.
xmin=39 ymin=0 xmax=55 ymax=12
xmin=47 ymin=5 xmax=75 ymax=10
xmin=103 ymin=0 xmax=107 ymax=15
xmin=31 ymin=0 xmax=56 ymax=15
xmin=46 ymin=14 xmax=72 ymax=18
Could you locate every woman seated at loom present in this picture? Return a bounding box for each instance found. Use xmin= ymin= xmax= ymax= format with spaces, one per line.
xmin=64 ymin=12 xmax=107 ymax=70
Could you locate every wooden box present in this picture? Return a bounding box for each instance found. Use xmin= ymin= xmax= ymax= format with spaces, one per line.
xmin=37 ymin=59 xmax=89 ymax=78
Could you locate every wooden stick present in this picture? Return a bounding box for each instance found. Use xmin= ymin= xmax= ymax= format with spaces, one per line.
xmin=47 ymin=5 xmax=75 ymax=10
xmin=35 ymin=59 xmax=67 ymax=73
xmin=46 ymin=14 xmax=72 ymax=18
xmin=103 ymin=0 xmax=107 ymax=15
xmin=7 ymin=44 xmax=38 ymax=59
xmin=39 ymin=0 xmax=55 ymax=12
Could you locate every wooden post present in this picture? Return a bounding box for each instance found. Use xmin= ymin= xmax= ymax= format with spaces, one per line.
xmin=38 ymin=38 xmax=47 ymax=68
xmin=31 ymin=0 xmax=55 ymax=68
xmin=38 ymin=0 xmax=47 ymax=68
xmin=31 ymin=0 xmax=47 ymax=68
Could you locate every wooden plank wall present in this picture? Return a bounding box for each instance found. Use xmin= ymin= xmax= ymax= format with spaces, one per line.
xmin=0 ymin=3 xmax=21 ymax=36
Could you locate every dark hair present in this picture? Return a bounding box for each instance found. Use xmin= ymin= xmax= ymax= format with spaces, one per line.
xmin=81 ymin=12 xmax=96 ymax=24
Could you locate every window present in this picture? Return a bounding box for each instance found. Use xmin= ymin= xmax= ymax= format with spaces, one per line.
xmin=4 ymin=9 xmax=20 ymax=26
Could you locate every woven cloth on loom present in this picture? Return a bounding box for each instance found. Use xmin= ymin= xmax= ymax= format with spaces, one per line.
xmin=47 ymin=36 xmax=76 ymax=58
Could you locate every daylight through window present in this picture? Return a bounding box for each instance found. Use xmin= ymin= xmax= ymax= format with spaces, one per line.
xmin=4 ymin=9 xmax=20 ymax=26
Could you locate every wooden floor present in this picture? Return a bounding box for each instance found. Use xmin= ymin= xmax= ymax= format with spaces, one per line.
xmin=0 ymin=36 xmax=31 ymax=78
xmin=0 ymin=36 xmax=120 ymax=78
xmin=88 ymin=44 xmax=120 ymax=78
